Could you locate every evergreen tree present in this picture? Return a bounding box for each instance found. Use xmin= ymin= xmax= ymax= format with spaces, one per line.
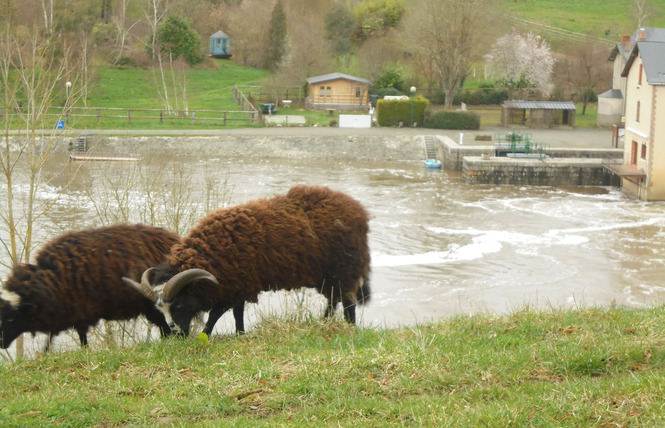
xmin=157 ymin=14 xmax=204 ymax=65
xmin=261 ymin=0 xmax=287 ymax=73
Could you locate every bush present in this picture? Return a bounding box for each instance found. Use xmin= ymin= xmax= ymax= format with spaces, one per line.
xmin=424 ymin=110 xmax=480 ymax=130
xmin=376 ymin=96 xmax=429 ymax=127
xmin=374 ymin=87 xmax=403 ymax=98
xmin=428 ymin=87 xmax=508 ymax=106
xmin=114 ymin=57 xmax=138 ymax=69
xmin=453 ymin=88 xmax=508 ymax=106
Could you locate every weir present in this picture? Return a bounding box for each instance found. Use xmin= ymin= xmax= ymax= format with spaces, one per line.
xmin=435 ymin=135 xmax=624 ymax=186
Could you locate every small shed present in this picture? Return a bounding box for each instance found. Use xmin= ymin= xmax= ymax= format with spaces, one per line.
xmin=597 ymin=89 xmax=623 ymax=126
xmin=305 ymin=72 xmax=371 ymax=111
xmin=210 ymin=30 xmax=231 ymax=58
xmin=501 ymin=100 xmax=576 ymax=128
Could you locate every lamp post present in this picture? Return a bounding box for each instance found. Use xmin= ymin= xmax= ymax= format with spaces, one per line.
xmin=410 ymin=86 xmax=416 ymax=128
xmin=65 ymin=81 xmax=72 ymax=123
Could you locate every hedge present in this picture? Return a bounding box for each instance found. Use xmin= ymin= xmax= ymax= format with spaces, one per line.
xmin=376 ymin=96 xmax=429 ymax=127
xmin=424 ymin=110 xmax=480 ymax=130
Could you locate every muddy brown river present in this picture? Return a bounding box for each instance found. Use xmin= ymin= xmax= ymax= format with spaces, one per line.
xmin=2 ymin=152 xmax=665 ymax=354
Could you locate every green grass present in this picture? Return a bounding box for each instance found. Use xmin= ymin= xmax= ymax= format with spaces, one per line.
xmin=2 ymin=307 xmax=665 ymax=426
xmin=504 ymin=0 xmax=665 ymax=40
xmin=88 ymin=60 xmax=267 ymax=111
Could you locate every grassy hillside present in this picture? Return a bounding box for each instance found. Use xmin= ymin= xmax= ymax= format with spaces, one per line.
xmin=504 ymin=0 xmax=665 ymax=41
xmin=2 ymin=307 xmax=665 ymax=426
xmin=88 ymin=60 xmax=268 ymax=111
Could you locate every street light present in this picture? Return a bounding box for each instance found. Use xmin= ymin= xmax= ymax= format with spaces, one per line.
xmin=410 ymin=86 xmax=416 ymax=128
xmin=65 ymin=81 xmax=72 ymax=123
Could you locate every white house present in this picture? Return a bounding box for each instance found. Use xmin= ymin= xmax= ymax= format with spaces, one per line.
xmin=616 ymin=40 xmax=665 ymax=200
xmin=598 ymin=28 xmax=665 ymax=127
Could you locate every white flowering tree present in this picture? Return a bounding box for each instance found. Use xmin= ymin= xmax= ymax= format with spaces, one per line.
xmin=485 ymin=30 xmax=555 ymax=99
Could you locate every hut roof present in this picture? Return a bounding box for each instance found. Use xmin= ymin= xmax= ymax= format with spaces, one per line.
xmin=502 ymin=101 xmax=576 ymax=110
xmin=211 ymin=30 xmax=229 ymax=39
xmin=307 ymin=72 xmax=370 ymax=85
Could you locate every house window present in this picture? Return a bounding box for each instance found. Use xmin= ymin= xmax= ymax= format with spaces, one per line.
xmin=355 ymin=87 xmax=361 ymax=98
xmin=639 ymin=64 xmax=643 ymax=85
xmin=641 ymin=143 xmax=647 ymax=160
xmin=320 ymin=86 xmax=325 ymax=97
xmin=636 ymin=101 xmax=640 ymax=122
xmin=326 ymin=86 xmax=332 ymax=97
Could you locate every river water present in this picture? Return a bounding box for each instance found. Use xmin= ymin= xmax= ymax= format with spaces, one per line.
xmin=3 ymin=152 xmax=665 ymax=352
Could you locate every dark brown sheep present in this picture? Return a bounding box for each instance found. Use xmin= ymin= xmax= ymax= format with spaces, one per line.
xmin=0 ymin=224 xmax=180 ymax=349
xmin=126 ymin=185 xmax=371 ymax=336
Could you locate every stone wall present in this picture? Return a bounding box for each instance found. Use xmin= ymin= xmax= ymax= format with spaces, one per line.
xmin=463 ymin=157 xmax=622 ymax=186
xmin=63 ymin=135 xmax=426 ymax=161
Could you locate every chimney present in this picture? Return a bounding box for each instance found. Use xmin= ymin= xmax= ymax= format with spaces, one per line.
xmin=638 ymin=28 xmax=646 ymax=41
xmin=621 ymin=34 xmax=631 ymax=47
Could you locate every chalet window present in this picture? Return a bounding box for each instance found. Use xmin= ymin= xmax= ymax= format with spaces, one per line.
xmin=326 ymin=86 xmax=332 ymax=97
xmin=320 ymin=86 xmax=325 ymax=97
xmin=641 ymin=143 xmax=647 ymax=160
xmin=636 ymin=101 xmax=640 ymax=122
xmin=355 ymin=87 xmax=361 ymax=98
xmin=639 ymin=64 xmax=643 ymax=85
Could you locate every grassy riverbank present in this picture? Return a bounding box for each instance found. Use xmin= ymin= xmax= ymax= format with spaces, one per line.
xmin=2 ymin=306 xmax=665 ymax=426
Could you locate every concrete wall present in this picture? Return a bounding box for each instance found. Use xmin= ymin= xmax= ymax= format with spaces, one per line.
xmin=463 ymin=157 xmax=622 ymax=186
xmin=439 ymin=136 xmax=623 ymax=171
xmin=56 ymin=134 xmax=426 ymax=161
xmin=597 ymin=97 xmax=623 ymax=127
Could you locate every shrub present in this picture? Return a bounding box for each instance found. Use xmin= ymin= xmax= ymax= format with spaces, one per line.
xmin=374 ymin=87 xmax=403 ymax=98
xmin=424 ymin=110 xmax=480 ymax=130
xmin=376 ymin=96 xmax=429 ymax=127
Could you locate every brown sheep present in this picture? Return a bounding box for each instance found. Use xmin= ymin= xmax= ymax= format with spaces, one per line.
xmin=126 ymin=185 xmax=371 ymax=336
xmin=0 ymin=224 xmax=180 ymax=349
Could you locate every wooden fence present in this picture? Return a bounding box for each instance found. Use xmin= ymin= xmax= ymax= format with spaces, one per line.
xmin=235 ymin=85 xmax=304 ymax=105
xmin=0 ymin=106 xmax=260 ymax=127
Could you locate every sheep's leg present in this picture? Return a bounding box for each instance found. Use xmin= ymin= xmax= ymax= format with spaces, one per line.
xmin=342 ymin=299 xmax=356 ymax=324
xmin=323 ymin=298 xmax=336 ymax=318
xmin=42 ymin=333 xmax=54 ymax=353
xmin=232 ymin=303 xmax=245 ymax=333
xmin=203 ymin=303 xmax=239 ymax=336
xmin=145 ymin=310 xmax=172 ymax=337
xmin=76 ymin=326 xmax=89 ymax=347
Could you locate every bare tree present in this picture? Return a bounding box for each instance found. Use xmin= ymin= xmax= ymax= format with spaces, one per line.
xmin=143 ymin=0 xmax=173 ymax=60
xmin=40 ymin=0 xmax=54 ymax=35
xmin=273 ymin=1 xmax=332 ymax=87
xmin=485 ymin=29 xmax=555 ymax=99
xmin=113 ymin=0 xmax=141 ymax=65
xmin=403 ymin=0 xmax=501 ymax=109
xmin=0 ymin=29 xmax=83 ymax=358
xmin=556 ymin=38 xmax=612 ymax=115
xmin=632 ymin=0 xmax=655 ymax=28
xmin=224 ymin=0 xmax=271 ymax=66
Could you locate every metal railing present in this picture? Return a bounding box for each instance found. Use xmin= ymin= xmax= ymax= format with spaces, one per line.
xmin=0 ymin=106 xmax=259 ymax=127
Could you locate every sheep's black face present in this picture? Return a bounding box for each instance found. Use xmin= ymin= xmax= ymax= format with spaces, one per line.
xmin=157 ymin=295 xmax=198 ymax=336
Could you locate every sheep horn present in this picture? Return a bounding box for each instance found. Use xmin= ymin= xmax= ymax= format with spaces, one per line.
xmin=122 ymin=276 xmax=158 ymax=303
xmin=141 ymin=267 xmax=157 ymax=287
xmin=162 ymin=268 xmax=218 ymax=301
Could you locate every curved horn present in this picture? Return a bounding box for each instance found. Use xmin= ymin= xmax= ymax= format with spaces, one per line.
xmin=141 ymin=267 xmax=158 ymax=287
xmin=122 ymin=276 xmax=158 ymax=302
xmin=162 ymin=268 xmax=218 ymax=301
